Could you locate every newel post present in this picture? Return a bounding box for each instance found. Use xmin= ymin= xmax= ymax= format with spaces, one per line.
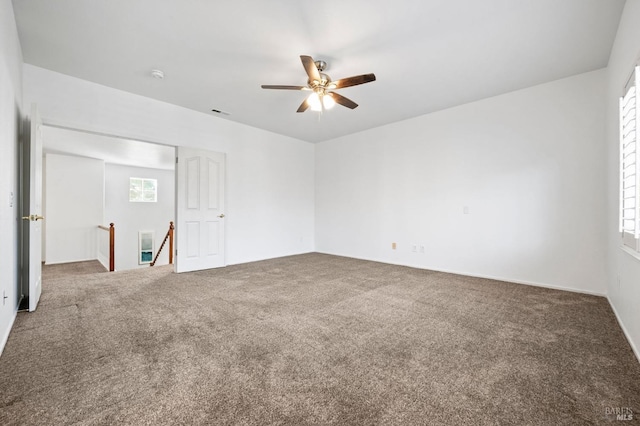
xmin=109 ymin=223 xmax=115 ymax=272
xmin=169 ymin=221 xmax=174 ymax=264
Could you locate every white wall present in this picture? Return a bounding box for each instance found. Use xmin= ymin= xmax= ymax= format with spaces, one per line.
xmin=23 ymin=64 xmax=315 ymax=266
xmin=105 ymin=164 xmax=174 ymax=271
xmin=44 ymin=154 xmax=104 ymax=264
xmin=0 ymin=0 xmax=23 ymax=355
xmin=316 ymin=70 xmax=607 ymax=295
xmin=605 ymin=0 xmax=640 ymax=361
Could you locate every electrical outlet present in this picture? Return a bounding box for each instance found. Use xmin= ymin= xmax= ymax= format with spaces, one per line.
xmin=463 ymin=206 xmax=469 ymax=214
xmin=420 ymin=245 xmax=425 ymax=253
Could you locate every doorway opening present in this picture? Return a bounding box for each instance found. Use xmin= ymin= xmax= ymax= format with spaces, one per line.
xmin=20 ymin=121 xmax=228 ymax=312
xmin=41 ymin=125 xmax=176 ymax=274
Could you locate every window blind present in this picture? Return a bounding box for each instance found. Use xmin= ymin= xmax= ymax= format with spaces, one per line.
xmin=620 ymin=66 xmax=640 ymax=242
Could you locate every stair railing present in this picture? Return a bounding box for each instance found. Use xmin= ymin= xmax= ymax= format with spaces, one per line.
xmin=150 ymin=222 xmax=174 ymax=266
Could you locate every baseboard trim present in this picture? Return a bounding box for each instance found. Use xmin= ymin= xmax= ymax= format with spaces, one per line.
xmin=607 ymin=296 xmax=640 ymax=364
xmin=45 ymin=258 xmax=99 ymax=266
xmin=419 ymin=265 xmax=606 ymax=297
xmin=96 ymin=253 xmax=109 ymax=271
xmin=314 ymin=251 xmax=607 ymax=297
xmin=0 ymin=310 xmax=18 ymax=357
xmin=226 ymin=250 xmax=315 ymax=267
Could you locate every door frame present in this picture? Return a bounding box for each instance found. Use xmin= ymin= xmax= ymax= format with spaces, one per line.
xmin=19 ymin=104 xmax=44 ymax=311
xmin=29 ymin=122 xmax=225 ymax=274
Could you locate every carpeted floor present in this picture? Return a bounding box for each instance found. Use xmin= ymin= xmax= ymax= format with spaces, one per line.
xmin=1 ymin=253 xmax=638 ymax=425
xmin=42 ymin=260 xmax=107 ymax=280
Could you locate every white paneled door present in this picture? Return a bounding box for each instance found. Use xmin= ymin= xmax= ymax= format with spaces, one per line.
xmin=22 ymin=104 xmax=43 ymax=311
xmin=175 ymin=148 xmax=226 ymax=273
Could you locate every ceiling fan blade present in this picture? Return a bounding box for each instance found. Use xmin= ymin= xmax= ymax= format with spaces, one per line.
xmin=300 ymin=55 xmax=321 ymax=83
xmin=329 ymin=92 xmax=358 ymax=109
xmin=332 ymin=73 xmax=376 ymax=89
xmin=296 ymin=97 xmax=310 ymax=113
xmin=261 ymin=85 xmax=307 ymax=90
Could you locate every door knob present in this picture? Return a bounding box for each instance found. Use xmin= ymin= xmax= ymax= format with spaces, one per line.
xmin=21 ymin=215 xmax=44 ymax=221
xmin=218 ymin=214 xmax=225 ymax=218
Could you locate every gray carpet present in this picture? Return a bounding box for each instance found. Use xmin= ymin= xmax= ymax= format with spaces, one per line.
xmin=42 ymin=260 xmax=107 ymax=280
xmin=1 ymin=253 xmax=638 ymax=425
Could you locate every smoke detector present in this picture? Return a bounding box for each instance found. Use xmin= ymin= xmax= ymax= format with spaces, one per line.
xmin=150 ymin=69 xmax=164 ymax=79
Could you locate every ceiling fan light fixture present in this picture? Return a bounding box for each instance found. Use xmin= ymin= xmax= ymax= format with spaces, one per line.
xmin=308 ymin=92 xmax=322 ymax=111
xmin=323 ymin=93 xmax=336 ymax=109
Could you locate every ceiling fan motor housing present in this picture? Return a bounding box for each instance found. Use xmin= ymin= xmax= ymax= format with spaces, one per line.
xmin=310 ymin=73 xmax=332 ymax=89
xmin=314 ymin=60 xmax=327 ymax=71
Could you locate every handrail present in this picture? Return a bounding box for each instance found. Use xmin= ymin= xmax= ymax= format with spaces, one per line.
xmin=150 ymin=221 xmax=174 ymax=267
xmin=97 ymin=223 xmax=115 ymax=272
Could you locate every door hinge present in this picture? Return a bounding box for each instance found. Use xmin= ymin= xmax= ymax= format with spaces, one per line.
xmin=176 ymin=157 xmax=178 ymax=164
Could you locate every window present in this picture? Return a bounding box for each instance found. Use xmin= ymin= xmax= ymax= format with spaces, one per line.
xmin=620 ymin=65 xmax=640 ymax=253
xmin=138 ymin=231 xmax=155 ymax=264
xmin=129 ymin=178 xmax=157 ymax=202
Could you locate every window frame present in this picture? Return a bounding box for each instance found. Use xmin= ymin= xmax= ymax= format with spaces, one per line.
xmin=129 ymin=177 xmax=158 ymax=203
xmin=619 ymin=65 xmax=640 ymax=254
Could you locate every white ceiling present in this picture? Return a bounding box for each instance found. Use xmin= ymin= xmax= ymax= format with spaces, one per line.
xmin=14 ymin=0 xmax=626 ymax=143
xmin=43 ymin=126 xmax=175 ymax=171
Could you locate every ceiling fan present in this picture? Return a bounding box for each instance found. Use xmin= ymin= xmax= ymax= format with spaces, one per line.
xmin=261 ymin=55 xmax=376 ymax=113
